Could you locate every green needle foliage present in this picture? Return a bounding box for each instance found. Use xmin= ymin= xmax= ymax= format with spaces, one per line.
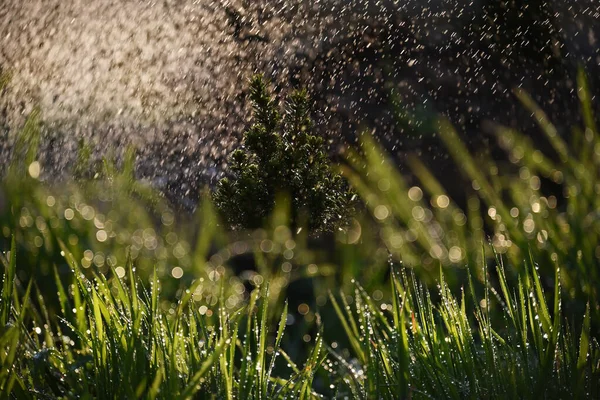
xmin=213 ymin=75 xmax=354 ymax=233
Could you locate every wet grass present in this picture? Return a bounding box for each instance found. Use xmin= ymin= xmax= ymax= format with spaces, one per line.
xmin=1 ymin=236 xmax=598 ymax=398
xmin=1 ymin=237 xmax=324 ymax=399
xmin=328 ymin=257 xmax=599 ymax=399
xmin=342 ymin=69 xmax=600 ymax=319
xmin=0 ymin=69 xmax=599 ymax=398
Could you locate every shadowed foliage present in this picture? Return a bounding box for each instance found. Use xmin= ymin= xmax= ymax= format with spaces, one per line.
xmin=213 ymin=75 xmax=354 ymax=233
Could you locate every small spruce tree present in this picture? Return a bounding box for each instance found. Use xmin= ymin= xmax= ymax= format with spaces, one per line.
xmin=213 ymin=75 xmax=353 ymax=233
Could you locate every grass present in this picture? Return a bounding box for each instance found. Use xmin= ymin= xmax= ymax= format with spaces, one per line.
xmin=342 ymin=68 xmax=600 ymax=317
xmin=329 ymin=255 xmax=600 ymax=399
xmin=0 ymin=68 xmax=599 ymax=398
xmin=1 ymin=239 xmax=326 ymax=399
xmin=1 ymin=237 xmax=598 ymax=398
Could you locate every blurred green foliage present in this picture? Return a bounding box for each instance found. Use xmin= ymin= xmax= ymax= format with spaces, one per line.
xmin=343 ymin=68 xmax=600 ymax=318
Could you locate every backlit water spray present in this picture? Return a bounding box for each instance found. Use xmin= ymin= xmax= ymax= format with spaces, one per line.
xmin=0 ymin=0 xmax=598 ymax=207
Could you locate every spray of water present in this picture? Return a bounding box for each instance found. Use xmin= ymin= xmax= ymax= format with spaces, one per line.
xmin=0 ymin=0 xmax=597 ymax=206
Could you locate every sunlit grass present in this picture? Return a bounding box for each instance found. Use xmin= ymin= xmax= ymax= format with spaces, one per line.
xmin=1 ymin=240 xmax=327 ymax=399
xmin=328 ymin=253 xmax=600 ymax=399
xmin=1 ymin=238 xmax=598 ymax=398
xmin=1 ymin=67 xmax=599 ymax=398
